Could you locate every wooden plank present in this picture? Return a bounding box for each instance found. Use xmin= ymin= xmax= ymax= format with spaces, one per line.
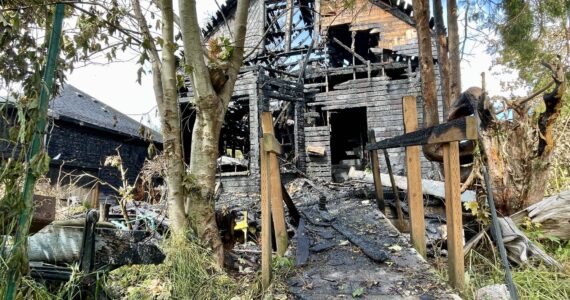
xmin=295 ymin=219 xmax=309 ymax=266
xmin=284 ymin=0 xmax=293 ymax=52
xmin=306 ymin=145 xmax=326 ymax=156
xmin=261 ymin=112 xmax=289 ymax=256
xmin=282 ymin=184 xmax=300 ymax=227
xmin=263 ymin=133 xmax=282 ymax=154
xmin=332 ymin=37 xmax=368 ymax=64
xmin=365 ymin=116 xmax=477 ymax=150
xmin=443 ymin=141 xmax=465 ymax=289
xmin=348 ymin=171 xmax=477 ymax=202
xmin=403 ymin=95 xmax=426 ymax=258
xmin=262 ymin=89 xmax=302 ymax=102
xmin=367 ymin=130 xmax=385 ymax=211
xmin=90 ymin=182 xmax=100 ymax=209
xmin=259 ymin=138 xmax=272 ymax=289
xmin=383 ymin=149 xmax=405 ymax=231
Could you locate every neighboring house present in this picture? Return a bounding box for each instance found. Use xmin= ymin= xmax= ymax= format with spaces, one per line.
xmin=1 ymin=85 xmax=162 ymax=199
xmin=181 ymin=0 xmax=444 ymax=194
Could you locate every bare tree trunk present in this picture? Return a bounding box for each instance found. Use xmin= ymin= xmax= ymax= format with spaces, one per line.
xmin=131 ymin=0 xmax=186 ymax=233
xmin=449 ymin=62 xmax=566 ymax=215
xmin=433 ymin=0 xmax=452 ymax=118
xmin=178 ymin=0 xmax=250 ymax=266
xmin=447 ymin=0 xmax=462 ymax=101
xmin=186 ymin=104 xmax=225 ymax=262
xmin=412 ymin=0 xmax=440 ymax=161
xmin=160 ymin=0 xmax=187 ymax=234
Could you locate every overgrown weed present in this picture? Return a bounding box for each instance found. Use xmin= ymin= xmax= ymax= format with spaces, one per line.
xmin=458 ymin=234 xmax=570 ymax=300
xmin=107 ymin=236 xmax=295 ymax=299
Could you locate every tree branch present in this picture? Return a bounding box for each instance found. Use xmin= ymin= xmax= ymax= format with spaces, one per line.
xmin=179 ymin=0 xmax=216 ymax=99
xmin=218 ymin=0 xmax=251 ymax=104
xmin=131 ymin=0 xmax=161 ymax=64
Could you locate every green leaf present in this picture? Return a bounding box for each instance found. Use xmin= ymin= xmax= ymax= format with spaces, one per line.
xmin=352 ymin=287 xmax=364 ymax=298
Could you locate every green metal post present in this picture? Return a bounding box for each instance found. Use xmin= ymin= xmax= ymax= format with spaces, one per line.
xmin=5 ymin=4 xmax=65 ymax=299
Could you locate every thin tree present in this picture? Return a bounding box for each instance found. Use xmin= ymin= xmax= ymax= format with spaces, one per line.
xmin=447 ymin=0 xmax=462 ymax=101
xmin=178 ymin=0 xmax=251 ymax=264
xmin=433 ymin=0 xmax=452 ymax=116
xmin=412 ymin=0 xmax=440 ymax=161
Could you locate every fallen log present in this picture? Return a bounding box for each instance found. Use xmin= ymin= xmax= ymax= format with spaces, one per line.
xmin=347 ymin=167 xmax=476 ymax=202
xmin=511 ymin=190 xmax=570 ymax=240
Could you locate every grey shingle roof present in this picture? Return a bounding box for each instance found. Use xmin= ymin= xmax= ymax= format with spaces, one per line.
xmin=49 ymin=85 xmax=162 ymax=143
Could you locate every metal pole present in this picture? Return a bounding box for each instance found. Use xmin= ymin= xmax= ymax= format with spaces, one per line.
xmin=478 ymin=72 xmax=519 ymax=300
xmin=5 ymin=4 xmax=65 ymax=299
xmin=482 ymin=166 xmax=519 ymax=300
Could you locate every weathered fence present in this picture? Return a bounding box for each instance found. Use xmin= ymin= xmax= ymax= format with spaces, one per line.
xmin=366 ymin=95 xmax=477 ymax=289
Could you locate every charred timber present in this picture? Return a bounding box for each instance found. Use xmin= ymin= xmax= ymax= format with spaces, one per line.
xmin=365 ymin=116 xmax=476 ymax=150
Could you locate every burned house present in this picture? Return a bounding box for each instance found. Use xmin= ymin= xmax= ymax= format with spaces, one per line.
xmin=181 ymin=0 xmax=443 ymax=194
xmin=1 ymin=85 xmax=161 ymax=199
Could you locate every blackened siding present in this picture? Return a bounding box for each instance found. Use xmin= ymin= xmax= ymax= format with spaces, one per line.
xmin=310 ymin=74 xmax=444 ymax=178
xmin=304 ymin=126 xmax=332 ymax=181
xmin=47 ymin=120 xmax=151 ymax=195
xmin=217 ymin=71 xmax=261 ymax=195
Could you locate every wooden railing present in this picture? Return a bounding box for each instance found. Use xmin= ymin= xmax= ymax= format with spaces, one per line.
xmin=365 ymin=95 xmax=477 ymax=289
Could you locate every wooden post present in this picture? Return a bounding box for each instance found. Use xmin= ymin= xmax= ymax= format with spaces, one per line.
xmin=98 ymin=202 xmax=110 ymax=223
xmin=284 ymin=0 xmax=294 ymax=52
xmin=402 ymin=96 xmax=426 ymax=258
xmin=259 ymin=138 xmax=272 ymax=289
xmin=91 ymin=182 xmax=100 ymax=209
xmin=367 ymin=130 xmax=385 ymax=211
xmin=261 ymin=112 xmax=289 ymax=256
xmin=443 ymin=141 xmax=464 ymax=289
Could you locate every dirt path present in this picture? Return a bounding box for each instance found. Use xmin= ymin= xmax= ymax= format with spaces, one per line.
xmin=288 ymin=182 xmax=460 ymax=299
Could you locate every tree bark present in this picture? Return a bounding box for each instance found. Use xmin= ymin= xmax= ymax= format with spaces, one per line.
xmin=433 ymin=0 xmax=452 ymax=118
xmin=447 ymin=0 xmax=462 ymax=102
xmin=160 ymin=0 xmax=187 ymax=234
xmin=450 ymin=62 xmax=566 ymax=215
xmin=131 ymin=0 xmax=186 ymax=234
xmin=178 ymin=0 xmax=250 ymax=266
xmin=412 ymin=0 xmax=440 ymax=161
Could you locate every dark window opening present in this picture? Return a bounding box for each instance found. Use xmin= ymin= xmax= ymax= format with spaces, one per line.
xmin=327 ymin=25 xmax=380 ymax=67
xmin=329 ymin=107 xmax=368 ymax=179
xmin=218 ymin=96 xmax=250 ymax=173
xmin=180 ymin=96 xmax=251 ymax=174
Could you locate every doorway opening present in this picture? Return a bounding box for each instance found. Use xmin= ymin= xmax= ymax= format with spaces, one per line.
xmin=329 ymin=107 xmax=368 ymax=181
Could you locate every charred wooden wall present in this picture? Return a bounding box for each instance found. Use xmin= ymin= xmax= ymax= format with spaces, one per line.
xmin=304 ymin=126 xmax=332 ymax=180
xmin=309 ymin=74 xmax=444 ymax=177
xmin=205 ymin=0 xmax=264 ymax=55
xmin=218 ymin=71 xmax=262 ymax=195
xmin=320 ymin=0 xmax=416 ymax=50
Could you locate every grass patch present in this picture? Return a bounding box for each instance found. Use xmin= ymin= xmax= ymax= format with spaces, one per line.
xmin=107 ymin=237 xmax=295 ymax=299
xmin=459 ymin=235 xmax=570 ymax=300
